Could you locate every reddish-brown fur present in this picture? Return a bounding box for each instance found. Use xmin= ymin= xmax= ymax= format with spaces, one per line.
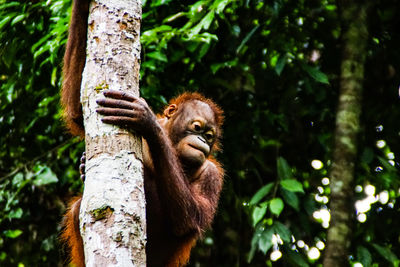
xmin=61 ymin=1 xmax=224 ymax=266
xmin=61 ymin=196 xmax=84 ymax=267
xmin=61 ymin=0 xmax=89 ymax=137
xmin=62 ymin=96 xmax=224 ymax=266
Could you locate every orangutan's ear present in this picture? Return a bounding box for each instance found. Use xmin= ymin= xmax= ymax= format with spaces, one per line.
xmin=163 ymin=104 xmax=177 ymax=118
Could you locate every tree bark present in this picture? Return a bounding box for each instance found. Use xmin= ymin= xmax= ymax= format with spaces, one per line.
xmin=323 ymin=1 xmax=369 ymax=266
xmin=79 ymin=0 xmax=146 ymax=266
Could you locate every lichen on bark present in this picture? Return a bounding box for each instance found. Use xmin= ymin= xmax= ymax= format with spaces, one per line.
xmin=78 ymin=0 xmax=146 ymax=266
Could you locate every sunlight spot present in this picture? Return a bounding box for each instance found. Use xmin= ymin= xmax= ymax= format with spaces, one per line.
xmin=270 ymin=250 xmax=282 ymax=261
xmin=355 ymin=200 xmax=371 ymax=213
xmin=355 ymin=185 xmax=363 ymax=193
xmin=272 ymin=234 xmax=281 ymax=245
xmin=297 ymin=17 xmax=304 ymax=25
xmin=317 ymin=186 xmax=324 ymax=194
xmin=319 ymin=209 xmax=330 ymax=221
xmin=376 ymin=140 xmax=386 ymax=148
xmin=387 ymin=152 xmax=395 ymax=159
xmin=313 ymin=208 xmax=330 ymax=228
xmin=357 ymin=213 xmax=367 ymax=223
xmin=307 ymin=247 xmax=320 ymax=260
xmin=321 ymin=177 xmax=330 ymax=185
xmin=297 ymin=240 xmax=305 ymax=248
xmin=310 ymin=50 xmax=320 ymax=62
xmin=311 ymin=160 xmax=323 ymax=170
xmin=315 ymin=194 xmax=323 ymax=202
xmin=389 ymin=160 xmax=395 ymax=166
xmin=375 ymin=166 xmax=383 ymax=172
xmin=379 ymin=191 xmax=389 ymax=204
xmin=272 ymin=234 xmax=278 ymax=244
xmin=322 ymin=196 xmax=329 ymax=204
xmin=354 ymin=263 xmax=363 ymax=267
xmin=365 ymin=185 xmax=375 ymax=196
xmin=316 ymin=241 xmax=325 ymax=250
xmin=375 ymin=125 xmax=383 ymax=132
xmin=313 ymin=211 xmax=321 ymax=219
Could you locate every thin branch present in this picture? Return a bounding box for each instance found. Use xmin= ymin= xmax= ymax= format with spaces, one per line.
xmin=0 ymin=137 xmax=81 ymax=182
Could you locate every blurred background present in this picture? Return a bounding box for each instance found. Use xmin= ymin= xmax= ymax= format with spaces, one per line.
xmin=1 ymin=0 xmax=400 ymax=266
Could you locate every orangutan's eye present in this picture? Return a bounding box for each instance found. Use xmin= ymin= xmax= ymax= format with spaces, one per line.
xmin=192 ymin=121 xmax=202 ymax=132
xmin=204 ymin=130 xmax=214 ymax=142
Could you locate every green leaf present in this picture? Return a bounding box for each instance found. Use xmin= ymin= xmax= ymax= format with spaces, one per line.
xmin=248 ymin=225 xmax=263 ymax=263
xmin=378 ymin=156 xmax=397 ymax=172
xmin=258 ymin=228 xmax=274 ymax=254
xmin=303 ymin=195 xmax=317 ymax=215
xmin=301 ymin=64 xmax=329 ymax=84
xmin=12 ymin=173 xmax=24 ymax=185
xmin=147 ymin=51 xmax=168 ymax=62
xmin=11 ymin=14 xmax=24 ymax=26
xmin=281 ymin=188 xmax=300 ymax=211
xmin=236 ymin=25 xmax=259 ymax=54
xmin=200 ymin=11 xmax=214 ymax=30
xmin=51 ymin=67 xmax=57 ymax=86
xmin=280 ymin=179 xmax=304 ymax=193
xmin=4 ymin=229 xmax=23 ymax=238
xmin=250 ymin=183 xmax=274 ymax=205
xmin=273 ymin=222 xmax=291 ymax=242
xmin=31 ymin=34 xmax=51 ymax=53
xmin=371 ymin=243 xmax=399 ymax=264
xmin=275 ymin=54 xmax=287 ymax=76
xmin=269 ymin=198 xmax=284 ymax=216
xmin=142 ymin=60 xmax=157 ymax=71
xmin=284 ymin=248 xmax=310 ymax=267
xmin=0 ymin=16 xmax=12 ymax=31
xmin=325 ymin=4 xmax=337 ymax=11
xmin=214 ymin=0 xmax=230 ymax=14
xmin=210 ymin=59 xmax=238 ymax=74
xmin=0 ymin=2 xmax=20 ymax=10
xmin=277 ymin=157 xmax=291 ymax=180
xmin=190 ymin=11 xmax=215 ymax=36
xmin=252 ymin=202 xmax=268 ymax=226
xmin=150 ymin=0 xmax=172 ymax=7
xmin=357 ymin=246 xmax=372 ymax=267
xmin=33 ymin=167 xmax=58 ymax=186
xmin=8 ymin=208 xmax=23 ymax=219
xmin=197 ymin=43 xmax=210 ymax=60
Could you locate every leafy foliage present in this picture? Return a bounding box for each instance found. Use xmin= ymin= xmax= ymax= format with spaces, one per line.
xmin=1 ymin=0 xmax=400 ymax=266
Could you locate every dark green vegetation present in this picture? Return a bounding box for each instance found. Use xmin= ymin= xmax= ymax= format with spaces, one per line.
xmin=1 ymin=0 xmax=400 ymax=266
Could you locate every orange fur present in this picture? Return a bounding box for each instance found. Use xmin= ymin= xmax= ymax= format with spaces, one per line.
xmin=160 ymin=92 xmax=224 ymax=152
xmin=61 ymin=0 xmax=90 ymax=137
xmin=61 ymin=2 xmax=224 ymax=266
xmin=61 ymin=196 xmax=85 ymax=267
xmin=166 ymin=237 xmax=197 ymax=267
xmin=166 ymin=92 xmax=224 ymax=128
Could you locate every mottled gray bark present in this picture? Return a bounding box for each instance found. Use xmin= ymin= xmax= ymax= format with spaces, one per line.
xmin=79 ymin=0 xmax=146 ymax=266
xmin=323 ymin=1 xmax=369 ymax=266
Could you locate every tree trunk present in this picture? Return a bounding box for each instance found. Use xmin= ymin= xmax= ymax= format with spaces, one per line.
xmin=79 ymin=0 xmax=146 ymax=266
xmin=323 ymin=1 xmax=369 ymax=266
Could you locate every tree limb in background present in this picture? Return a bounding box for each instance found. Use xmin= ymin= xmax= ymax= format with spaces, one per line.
xmin=323 ymin=1 xmax=369 ymax=266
